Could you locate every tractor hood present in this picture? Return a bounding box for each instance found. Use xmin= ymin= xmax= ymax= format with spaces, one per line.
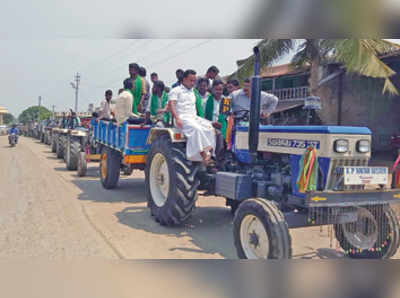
xmin=237 ymin=125 xmax=371 ymax=135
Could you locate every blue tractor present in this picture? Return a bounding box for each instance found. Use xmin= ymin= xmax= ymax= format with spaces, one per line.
xmin=94 ymin=47 xmax=400 ymax=259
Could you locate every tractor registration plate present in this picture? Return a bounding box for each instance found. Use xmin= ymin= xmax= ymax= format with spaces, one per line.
xmin=342 ymin=166 xmax=388 ymax=185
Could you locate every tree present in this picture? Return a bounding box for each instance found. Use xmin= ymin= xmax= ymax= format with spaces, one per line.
xmin=18 ymin=106 xmax=52 ymax=124
xmin=236 ymin=39 xmax=400 ymax=95
xmin=3 ymin=113 xmax=15 ymax=125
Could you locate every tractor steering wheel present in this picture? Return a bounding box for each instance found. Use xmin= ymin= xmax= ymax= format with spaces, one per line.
xmin=233 ymin=109 xmax=250 ymax=122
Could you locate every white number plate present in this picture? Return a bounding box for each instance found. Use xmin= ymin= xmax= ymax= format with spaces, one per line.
xmin=343 ymin=167 xmax=388 ymax=185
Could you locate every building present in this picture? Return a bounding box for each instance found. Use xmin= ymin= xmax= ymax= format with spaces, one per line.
xmin=0 ymin=106 xmax=9 ymax=125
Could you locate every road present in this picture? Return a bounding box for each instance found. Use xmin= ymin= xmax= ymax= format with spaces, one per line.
xmin=1 ymin=135 xmax=398 ymax=259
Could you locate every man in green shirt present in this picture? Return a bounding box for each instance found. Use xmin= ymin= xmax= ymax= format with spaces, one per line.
xmin=146 ymin=80 xmax=170 ymax=125
xmin=128 ymin=63 xmax=146 ymax=114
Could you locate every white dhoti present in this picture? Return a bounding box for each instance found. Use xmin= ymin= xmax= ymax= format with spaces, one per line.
xmin=169 ymin=85 xmax=216 ymax=162
xmin=181 ymin=115 xmax=216 ymax=162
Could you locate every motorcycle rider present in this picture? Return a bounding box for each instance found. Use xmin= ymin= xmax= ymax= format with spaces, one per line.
xmin=8 ymin=124 xmax=19 ymax=144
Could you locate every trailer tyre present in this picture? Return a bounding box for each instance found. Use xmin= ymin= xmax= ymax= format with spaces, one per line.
xmin=334 ymin=205 xmax=400 ymax=259
xmin=66 ymin=139 xmax=81 ymax=171
xmin=51 ymin=135 xmax=57 ymax=153
xmin=77 ymin=152 xmax=87 ymax=177
xmin=100 ymin=147 xmax=121 ymax=189
xmin=145 ymin=136 xmax=200 ymax=226
xmin=233 ymin=198 xmax=292 ymax=259
xmin=56 ymin=136 xmax=64 ymax=159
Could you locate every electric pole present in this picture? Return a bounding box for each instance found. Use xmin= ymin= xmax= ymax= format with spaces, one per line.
xmin=38 ymin=96 xmax=42 ymax=122
xmin=70 ymin=73 xmax=81 ymax=113
xmin=52 ymin=105 xmax=56 ymax=119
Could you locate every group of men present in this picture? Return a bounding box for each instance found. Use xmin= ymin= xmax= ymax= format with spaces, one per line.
xmin=97 ymin=63 xmax=279 ymax=166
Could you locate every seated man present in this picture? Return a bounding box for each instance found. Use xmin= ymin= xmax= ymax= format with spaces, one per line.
xmin=231 ymin=78 xmax=278 ymax=121
xmin=114 ymin=79 xmax=141 ymax=125
xmin=169 ymin=69 xmax=215 ymax=164
xmin=68 ymin=111 xmax=81 ymax=129
xmin=146 ymin=80 xmax=170 ymax=125
xmin=204 ymin=80 xmax=229 ymax=168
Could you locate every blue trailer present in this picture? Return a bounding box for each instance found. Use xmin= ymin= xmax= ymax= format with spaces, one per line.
xmin=91 ymin=120 xmax=153 ymax=188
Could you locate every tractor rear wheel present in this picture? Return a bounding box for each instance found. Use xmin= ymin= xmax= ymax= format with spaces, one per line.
xmin=77 ymin=152 xmax=87 ymax=177
xmin=99 ymin=147 xmax=121 ymax=189
xmin=334 ymin=205 xmax=400 ymax=259
xmin=66 ymin=138 xmax=81 ymax=171
xmin=145 ymin=136 xmax=199 ymax=226
xmin=233 ymin=198 xmax=292 ymax=259
xmin=62 ymin=136 xmax=68 ymax=162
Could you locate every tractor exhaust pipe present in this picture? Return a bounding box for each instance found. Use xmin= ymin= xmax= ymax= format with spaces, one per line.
xmin=249 ymin=46 xmax=261 ymax=164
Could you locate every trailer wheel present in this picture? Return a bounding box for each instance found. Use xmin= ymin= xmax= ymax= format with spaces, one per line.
xmin=233 ymin=198 xmax=292 ymax=259
xmin=66 ymin=138 xmax=81 ymax=171
xmin=100 ymin=147 xmax=121 ymax=189
xmin=334 ymin=205 xmax=400 ymax=259
xmin=77 ymin=152 xmax=87 ymax=177
xmin=56 ymin=135 xmax=64 ymax=159
xmin=145 ymin=136 xmax=200 ymax=226
xmin=51 ymin=135 xmax=57 ymax=153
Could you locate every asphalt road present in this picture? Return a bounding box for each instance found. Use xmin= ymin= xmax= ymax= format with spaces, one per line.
xmin=1 ymin=135 xmax=398 ymax=259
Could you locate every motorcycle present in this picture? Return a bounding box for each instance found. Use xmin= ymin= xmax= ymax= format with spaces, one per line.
xmin=9 ymin=133 xmax=17 ymax=147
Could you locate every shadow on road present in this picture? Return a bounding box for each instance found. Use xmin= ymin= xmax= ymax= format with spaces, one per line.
xmin=115 ymin=205 xmax=236 ymax=258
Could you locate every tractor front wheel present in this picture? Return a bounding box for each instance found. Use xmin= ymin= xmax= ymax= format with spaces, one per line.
xmin=66 ymin=138 xmax=81 ymax=171
xmin=334 ymin=205 xmax=400 ymax=259
xmin=99 ymin=147 xmax=121 ymax=189
xmin=233 ymin=198 xmax=292 ymax=259
xmin=145 ymin=137 xmax=199 ymax=226
xmin=51 ymin=135 xmax=57 ymax=153
xmin=56 ymin=135 xmax=64 ymax=159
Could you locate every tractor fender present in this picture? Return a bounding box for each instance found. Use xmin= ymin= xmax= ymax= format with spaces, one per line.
xmin=146 ymin=128 xmax=186 ymax=144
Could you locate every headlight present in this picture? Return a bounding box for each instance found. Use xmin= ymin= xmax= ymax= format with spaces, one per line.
xmin=357 ymin=139 xmax=370 ymax=153
xmin=334 ymin=139 xmax=348 ymax=153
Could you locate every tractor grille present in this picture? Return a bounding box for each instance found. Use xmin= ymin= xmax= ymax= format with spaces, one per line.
xmin=326 ymin=158 xmax=369 ymax=191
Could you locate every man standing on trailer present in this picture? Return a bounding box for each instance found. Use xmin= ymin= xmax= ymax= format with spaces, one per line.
xmin=169 ymin=69 xmax=215 ymax=164
xmin=114 ymin=79 xmax=137 ymax=124
xmin=127 ymin=63 xmax=146 ymax=114
xmin=139 ymin=66 xmax=150 ymax=113
xmin=98 ymin=89 xmax=114 ymax=120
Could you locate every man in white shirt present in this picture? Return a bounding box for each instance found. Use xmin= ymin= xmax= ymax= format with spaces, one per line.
xmin=98 ymin=89 xmax=114 ymax=120
xmin=114 ymin=79 xmax=138 ymax=125
xmin=169 ymin=70 xmax=215 ymax=164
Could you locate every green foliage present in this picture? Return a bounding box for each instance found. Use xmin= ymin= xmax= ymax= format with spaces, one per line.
xmin=18 ymin=106 xmax=52 ymax=124
xmin=3 ymin=113 xmax=15 ymax=124
xmin=235 ymin=39 xmax=400 ymax=95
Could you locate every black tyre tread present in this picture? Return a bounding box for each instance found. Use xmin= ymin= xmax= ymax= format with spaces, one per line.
xmin=100 ymin=147 xmax=121 ymax=189
xmin=334 ymin=205 xmax=400 ymax=259
xmin=145 ymin=137 xmax=199 ymax=226
xmin=233 ymin=198 xmax=292 ymax=259
xmin=51 ymin=136 xmax=57 ymax=153
xmin=56 ymin=136 xmax=64 ymax=158
xmin=77 ymin=152 xmax=87 ymax=177
xmin=67 ymin=139 xmax=81 ymax=170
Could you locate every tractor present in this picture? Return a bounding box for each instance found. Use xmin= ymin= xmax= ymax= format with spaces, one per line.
xmin=93 ymin=47 xmax=400 ymax=259
xmin=64 ymin=115 xmax=102 ymax=175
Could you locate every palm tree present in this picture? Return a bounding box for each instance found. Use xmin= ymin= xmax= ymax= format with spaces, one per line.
xmin=236 ymin=39 xmax=400 ymax=95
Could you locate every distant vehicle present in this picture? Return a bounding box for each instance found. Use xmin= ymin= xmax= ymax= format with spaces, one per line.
xmin=0 ymin=125 xmax=7 ymax=135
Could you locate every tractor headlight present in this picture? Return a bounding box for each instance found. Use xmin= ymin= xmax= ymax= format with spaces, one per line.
xmin=357 ymin=139 xmax=370 ymax=153
xmin=334 ymin=139 xmax=349 ymax=153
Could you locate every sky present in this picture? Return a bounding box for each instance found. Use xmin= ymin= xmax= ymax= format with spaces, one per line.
xmin=0 ymin=39 xmax=271 ymax=116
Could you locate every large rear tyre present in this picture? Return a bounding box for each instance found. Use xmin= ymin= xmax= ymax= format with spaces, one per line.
xmin=56 ymin=136 xmax=64 ymax=159
xmin=66 ymin=138 xmax=81 ymax=171
xmin=99 ymin=147 xmax=121 ymax=189
xmin=77 ymin=152 xmax=87 ymax=177
xmin=233 ymin=198 xmax=292 ymax=259
xmin=145 ymin=136 xmax=199 ymax=226
xmin=334 ymin=205 xmax=400 ymax=259
xmin=62 ymin=136 xmax=68 ymax=162
xmin=40 ymin=133 xmax=45 ymax=143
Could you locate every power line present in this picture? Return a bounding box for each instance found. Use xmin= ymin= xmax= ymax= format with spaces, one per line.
xmin=93 ymin=40 xmax=211 ymax=89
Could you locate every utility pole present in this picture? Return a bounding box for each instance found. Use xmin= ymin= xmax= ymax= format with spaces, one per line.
xmin=70 ymin=73 xmax=81 ymax=113
xmin=38 ymin=96 xmax=42 ymax=122
xmin=52 ymin=105 xmax=56 ymax=120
